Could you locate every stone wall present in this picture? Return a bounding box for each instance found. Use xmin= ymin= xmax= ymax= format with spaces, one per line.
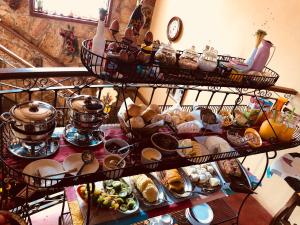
xmin=0 ymin=0 xmax=155 ymax=67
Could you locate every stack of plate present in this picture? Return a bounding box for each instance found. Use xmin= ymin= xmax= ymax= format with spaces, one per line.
xmin=185 ymin=203 xmax=214 ymax=225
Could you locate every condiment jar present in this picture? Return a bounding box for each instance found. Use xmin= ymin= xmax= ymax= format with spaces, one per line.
xmin=178 ymin=46 xmax=199 ymax=70
xmin=154 ymin=43 xmax=176 ymax=66
xmin=198 ymin=45 xmax=218 ymax=72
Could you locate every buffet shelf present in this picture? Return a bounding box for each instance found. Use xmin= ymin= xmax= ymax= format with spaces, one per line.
xmin=65 ymin=184 xmax=232 ymax=225
xmin=81 ymin=40 xmax=279 ymax=89
xmin=1 ymin=122 xmax=299 ymax=190
xmin=135 ymin=198 xmax=237 ymax=225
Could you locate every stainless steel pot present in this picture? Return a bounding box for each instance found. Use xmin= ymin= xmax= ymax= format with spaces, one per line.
xmin=67 ymin=95 xmax=107 ymax=131
xmin=1 ymin=101 xmax=60 ymax=143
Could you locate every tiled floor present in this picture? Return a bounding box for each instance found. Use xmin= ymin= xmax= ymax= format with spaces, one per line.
xmin=30 ymin=194 xmax=273 ymax=225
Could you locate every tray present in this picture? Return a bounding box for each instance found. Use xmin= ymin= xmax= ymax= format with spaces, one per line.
xmin=156 ymin=168 xmax=193 ymax=199
xmin=215 ymin=159 xmax=253 ymax=194
xmin=182 ymin=163 xmax=222 ymax=194
xmin=130 ymin=173 xmax=166 ymax=207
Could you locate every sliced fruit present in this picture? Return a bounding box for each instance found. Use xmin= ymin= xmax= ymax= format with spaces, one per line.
xmin=118 ymin=189 xmax=128 ymax=198
xmin=244 ymin=128 xmax=262 ymax=148
xmin=120 ymin=204 xmax=128 ymax=212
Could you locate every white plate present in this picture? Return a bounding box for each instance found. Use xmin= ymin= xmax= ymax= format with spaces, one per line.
xmin=191 ymin=203 xmax=214 ymax=224
xmin=63 ymin=153 xmax=99 ymax=175
xmin=23 ymin=159 xmax=64 ymax=187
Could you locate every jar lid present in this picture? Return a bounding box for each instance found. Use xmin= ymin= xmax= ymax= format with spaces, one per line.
xmin=12 ymin=101 xmax=56 ymax=123
xmin=70 ymin=95 xmax=104 ymax=113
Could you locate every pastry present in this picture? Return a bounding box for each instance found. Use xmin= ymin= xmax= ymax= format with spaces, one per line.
xmin=142 ymin=109 xmax=157 ymax=122
xmin=244 ymin=128 xmax=262 ymax=148
xmin=199 ymin=168 xmax=207 ymax=174
xmin=164 ymin=169 xmax=184 ymax=193
xmin=221 ymin=159 xmax=242 ymax=177
xmin=209 ymin=177 xmax=220 ymax=187
xmin=134 ymin=174 xmax=158 ymax=203
xmin=206 ymin=165 xmax=214 ymax=174
xmin=148 ymin=104 xmax=161 ymax=114
xmin=198 ymin=173 xmax=208 ymax=184
xmin=190 ymin=173 xmax=199 ymax=183
xmin=205 ymin=171 xmax=212 ymax=179
xmin=127 ymin=104 xmax=143 ymax=117
xmin=128 ymin=116 xmax=145 ymax=128
xmin=139 ymin=104 xmax=147 ymax=112
xmin=184 ymin=113 xmax=196 ymax=122
xmin=178 ymin=111 xmax=189 ymax=120
xmin=142 ymin=184 xmax=158 ymax=203
xmin=185 ymin=163 xmax=220 ymax=188
xmin=171 ymin=115 xmax=181 ymax=125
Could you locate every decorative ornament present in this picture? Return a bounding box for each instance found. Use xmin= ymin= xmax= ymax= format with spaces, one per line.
xmin=167 ymin=16 xmax=182 ymax=42
xmin=59 ymin=25 xmax=79 ymax=62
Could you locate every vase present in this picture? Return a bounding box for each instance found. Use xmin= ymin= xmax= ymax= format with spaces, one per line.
xmin=250 ymin=40 xmax=273 ymax=72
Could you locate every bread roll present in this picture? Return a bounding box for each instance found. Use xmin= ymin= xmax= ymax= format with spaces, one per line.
xmin=171 ymin=115 xmax=181 ymax=125
xmin=139 ymin=104 xmax=147 ymax=112
xmin=142 ymin=109 xmax=157 ymax=122
xmin=163 ymin=113 xmax=172 ymax=123
xmin=128 ymin=104 xmax=143 ymax=117
xmin=184 ymin=113 xmax=195 ymax=122
xmin=151 ymin=114 xmax=164 ymax=123
xmin=148 ymin=104 xmax=161 ymax=113
xmin=178 ymin=111 xmax=189 ymax=120
xmin=128 ymin=116 xmax=145 ymax=128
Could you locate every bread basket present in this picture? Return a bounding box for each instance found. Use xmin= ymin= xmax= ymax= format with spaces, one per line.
xmin=118 ymin=98 xmax=163 ymax=137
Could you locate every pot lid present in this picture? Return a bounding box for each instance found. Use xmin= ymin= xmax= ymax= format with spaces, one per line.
xmin=12 ymin=101 xmax=56 ymax=123
xmin=69 ymin=95 xmax=104 ymax=113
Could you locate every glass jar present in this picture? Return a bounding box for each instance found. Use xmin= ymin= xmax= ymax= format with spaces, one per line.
xmin=154 ymin=43 xmax=176 ymax=66
xmin=178 ymin=46 xmax=199 ymax=70
xmin=278 ymin=112 xmax=300 ymax=142
xmin=198 ymin=45 xmax=218 ymax=72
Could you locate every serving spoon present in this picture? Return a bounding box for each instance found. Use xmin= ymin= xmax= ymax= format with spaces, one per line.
xmin=76 ymin=151 xmax=95 ymax=176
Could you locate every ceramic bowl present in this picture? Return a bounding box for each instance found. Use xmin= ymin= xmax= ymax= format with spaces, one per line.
xmin=104 ymin=138 xmax=129 ymax=157
xmin=102 ymin=154 xmax=126 ymax=179
xmin=151 ymin=133 xmax=179 ymax=155
xmin=141 ymin=148 xmax=162 ymax=169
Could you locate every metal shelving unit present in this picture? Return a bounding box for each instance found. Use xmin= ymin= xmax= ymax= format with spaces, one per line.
xmin=0 ymin=40 xmax=298 ymax=225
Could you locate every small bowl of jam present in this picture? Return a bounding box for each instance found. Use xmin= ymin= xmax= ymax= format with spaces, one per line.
xmin=151 ymin=133 xmax=179 ymax=155
xmin=104 ymin=138 xmax=129 ymax=157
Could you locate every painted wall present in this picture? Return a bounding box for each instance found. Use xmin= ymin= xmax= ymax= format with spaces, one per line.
xmin=0 ymin=0 xmax=155 ymax=66
xmin=149 ymin=0 xmax=300 ymax=222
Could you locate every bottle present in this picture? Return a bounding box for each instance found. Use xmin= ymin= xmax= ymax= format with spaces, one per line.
xmin=91 ymin=8 xmax=107 ymax=73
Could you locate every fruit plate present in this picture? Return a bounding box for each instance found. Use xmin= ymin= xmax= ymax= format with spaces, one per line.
xmin=130 ymin=173 xmax=166 ymax=207
xmin=103 ymin=177 xmax=140 ymax=214
xmin=77 ymin=178 xmax=139 ymax=215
